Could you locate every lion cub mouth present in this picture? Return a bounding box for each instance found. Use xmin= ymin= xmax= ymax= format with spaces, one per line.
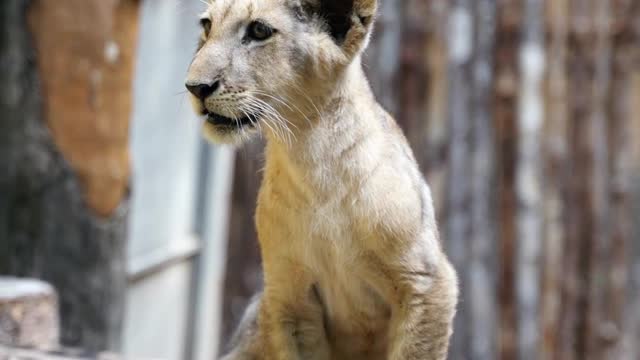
xmin=204 ymin=111 xmax=258 ymax=129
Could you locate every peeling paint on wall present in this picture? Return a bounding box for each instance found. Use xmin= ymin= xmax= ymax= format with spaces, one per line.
xmin=28 ymin=0 xmax=139 ymax=217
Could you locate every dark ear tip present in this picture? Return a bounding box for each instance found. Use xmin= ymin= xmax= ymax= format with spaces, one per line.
xmin=304 ymin=0 xmax=376 ymax=43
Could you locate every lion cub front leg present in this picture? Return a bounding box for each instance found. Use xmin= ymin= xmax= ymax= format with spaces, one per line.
xmin=386 ymin=260 xmax=458 ymax=360
xmin=260 ymin=259 xmax=330 ymax=360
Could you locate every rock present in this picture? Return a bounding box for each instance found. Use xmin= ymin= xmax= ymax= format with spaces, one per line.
xmin=0 ymin=278 xmax=59 ymax=350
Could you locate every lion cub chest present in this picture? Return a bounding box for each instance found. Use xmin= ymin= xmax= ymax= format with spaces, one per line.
xmin=298 ymin=202 xmax=391 ymax=359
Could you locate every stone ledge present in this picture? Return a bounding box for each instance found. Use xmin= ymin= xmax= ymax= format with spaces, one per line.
xmin=0 ymin=345 xmax=121 ymax=360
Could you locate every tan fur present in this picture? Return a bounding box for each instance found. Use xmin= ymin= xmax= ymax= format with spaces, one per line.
xmin=187 ymin=1 xmax=458 ymax=359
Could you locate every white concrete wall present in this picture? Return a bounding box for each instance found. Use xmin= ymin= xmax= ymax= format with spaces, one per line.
xmin=122 ymin=0 xmax=234 ymax=359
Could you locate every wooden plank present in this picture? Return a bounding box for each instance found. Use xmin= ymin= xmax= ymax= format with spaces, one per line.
xmin=612 ymin=3 xmax=640 ymax=358
xmin=516 ymin=0 xmax=546 ymax=359
xmin=468 ymin=0 xmax=499 ymax=359
xmin=584 ymin=2 xmax=615 ymax=359
xmin=626 ymin=70 xmax=640 ymax=360
xmin=541 ymin=0 xmax=569 ymax=358
xmin=444 ymin=1 xmax=474 ymax=357
xmin=560 ymin=2 xmax=598 ymax=358
xmin=419 ymin=0 xmax=451 ymax=219
xmin=494 ymin=1 xmax=522 ymax=358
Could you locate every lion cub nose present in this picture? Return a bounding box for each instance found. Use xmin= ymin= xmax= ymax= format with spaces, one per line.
xmin=185 ymin=80 xmax=220 ymax=101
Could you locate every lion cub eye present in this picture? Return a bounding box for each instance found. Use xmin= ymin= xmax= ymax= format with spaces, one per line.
xmin=247 ymin=21 xmax=274 ymax=41
xmin=200 ymin=18 xmax=212 ymax=36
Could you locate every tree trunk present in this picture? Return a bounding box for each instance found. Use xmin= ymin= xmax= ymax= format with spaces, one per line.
xmin=0 ymin=0 xmax=139 ymax=352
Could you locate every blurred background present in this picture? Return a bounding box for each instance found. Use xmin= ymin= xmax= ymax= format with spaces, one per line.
xmin=1 ymin=0 xmax=639 ymax=359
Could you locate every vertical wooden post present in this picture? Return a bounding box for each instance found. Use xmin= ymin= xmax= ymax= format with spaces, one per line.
xmin=494 ymin=1 xmax=522 ymax=358
xmin=585 ymin=1 xmax=615 ymax=359
xmin=469 ymin=1 xmax=499 ymax=359
xmin=516 ymin=0 xmax=545 ymax=359
xmin=445 ymin=1 xmax=474 ymax=358
xmin=603 ymin=2 xmax=640 ymax=358
xmin=627 ymin=71 xmax=640 ymax=358
xmin=541 ymin=0 xmax=569 ymax=358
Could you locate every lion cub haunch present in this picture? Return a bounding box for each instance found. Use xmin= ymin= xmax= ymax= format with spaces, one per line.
xmin=186 ymin=0 xmax=459 ymax=359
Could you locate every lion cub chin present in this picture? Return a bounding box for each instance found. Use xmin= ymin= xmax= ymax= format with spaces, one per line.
xmin=186 ymin=0 xmax=459 ymax=359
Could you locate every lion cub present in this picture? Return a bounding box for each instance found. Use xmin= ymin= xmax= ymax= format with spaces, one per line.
xmin=186 ymin=0 xmax=459 ymax=359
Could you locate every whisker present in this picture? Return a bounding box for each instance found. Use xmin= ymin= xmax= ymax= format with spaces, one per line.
xmin=248 ymin=97 xmax=295 ymax=145
xmin=243 ymin=100 xmax=285 ymax=143
xmin=220 ymin=103 xmax=242 ymax=130
xmin=249 ymin=98 xmax=299 ymax=141
xmin=248 ymin=90 xmax=307 ymax=127
xmin=253 ymin=100 xmax=295 ymax=146
xmin=239 ymin=107 xmax=264 ymax=135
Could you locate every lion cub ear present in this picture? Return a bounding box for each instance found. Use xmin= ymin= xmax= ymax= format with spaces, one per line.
xmin=301 ymin=0 xmax=378 ymax=57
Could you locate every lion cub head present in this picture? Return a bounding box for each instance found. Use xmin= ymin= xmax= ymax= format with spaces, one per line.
xmin=185 ymin=0 xmax=377 ymax=144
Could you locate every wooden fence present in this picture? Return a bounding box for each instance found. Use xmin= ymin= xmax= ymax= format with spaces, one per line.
xmin=221 ymin=1 xmax=640 ymax=359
